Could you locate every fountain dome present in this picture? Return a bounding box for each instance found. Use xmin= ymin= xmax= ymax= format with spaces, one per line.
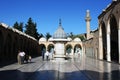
xmin=53 ymin=26 xmax=67 ymax=39
xmin=53 ymin=19 xmax=67 ymax=39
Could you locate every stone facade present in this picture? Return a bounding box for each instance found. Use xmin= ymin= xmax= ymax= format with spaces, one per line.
xmin=83 ymin=29 xmax=99 ymax=59
xmin=84 ymin=0 xmax=120 ymax=63
xmin=39 ymin=37 xmax=83 ymax=56
xmin=98 ymin=0 xmax=120 ymax=63
xmin=0 ymin=23 xmax=41 ymax=62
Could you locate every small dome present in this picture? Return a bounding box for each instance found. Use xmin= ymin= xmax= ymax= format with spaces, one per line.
xmin=53 ymin=19 xmax=67 ymax=39
xmin=39 ymin=37 xmax=47 ymax=42
xmin=53 ymin=26 xmax=67 ymax=39
xmin=48 ymin=37 xmax=53 ymax=41
xmin=74 ymin=37 xmax=81 ymax=42
xmin=67 ymin=37 xmax=72 ymax=41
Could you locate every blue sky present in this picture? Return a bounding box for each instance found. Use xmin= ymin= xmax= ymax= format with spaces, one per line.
xmin=0 ymin=0 xmax=112 ymax=35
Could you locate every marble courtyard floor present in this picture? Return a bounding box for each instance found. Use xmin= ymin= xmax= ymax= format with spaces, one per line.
xmin=0 ymin=56 xmax=120 ymax=80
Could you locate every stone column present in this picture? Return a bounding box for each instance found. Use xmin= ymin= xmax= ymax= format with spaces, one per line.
xmin=119 ymin=18 xmax=120 ymax=63
xmin=99 ymin=26 xmax=103 ymax=60
xmin=107 ymin=21 xmax=111 ymax=62
xmin=95 ymin=48 xmax=98 ymax=59
xmin=71 ymin=48 xmax=74 ymax=55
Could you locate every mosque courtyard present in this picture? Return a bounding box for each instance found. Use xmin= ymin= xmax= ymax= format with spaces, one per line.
xmin=0 ymin=55 xmax=120 ymax=80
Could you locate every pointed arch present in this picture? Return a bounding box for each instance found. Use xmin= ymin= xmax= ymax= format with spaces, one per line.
xmin=74 ymin=44 xmax=82 ymax=55
xmin=66 ymin=44 xmax=72 ymax=55
xmin=110 ymin=14 xmax=118 ymax=62
xmin=47 ymin=44 xmax=54 ymax=53
xmin=101 ymin=21 xmax=107 ymax=60
xmin=39 ymin=44 xmax=46 ymax=55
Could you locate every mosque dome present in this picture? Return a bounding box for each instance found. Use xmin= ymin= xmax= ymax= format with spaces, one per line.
xmin=48 ymin=37 xmax=53 ymax=41
xmin=74 ymin=37 xmax=81 ymax=42
xmin=53 ymin=19 xmax=67 ymax=39
xmin=39 ymin=37 xmax=47 ymax=42
xmin=67 ymin=37 xmax=72 ymax=41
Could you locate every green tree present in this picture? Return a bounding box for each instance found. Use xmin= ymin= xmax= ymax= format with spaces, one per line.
xmin=78 ymin=35 xmax=85 ymax=41
xmin=38 ymin=33 xmax=44 ymax=39
xmin=67 ymin=32 xmax=85 ymax=41
xmin=74 ymin=34 xmax=85 ymax=41
xmin=25 ymin=17 xmax=39 ymax=40
xmin=45 ymin=32 xmax=52 ymax=40
xmin=19 ymin=22 xmax=24 ymax=32
xmin=13 ymin=22 xmax=23 ymax=32
xmin=68 ymin=32 xmax=74 ymax=39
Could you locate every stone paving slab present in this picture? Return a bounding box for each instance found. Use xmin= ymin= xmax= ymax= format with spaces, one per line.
xmin=79 ymin=57 xmax=120 ymax=80
xmin=0 ymin=56 xmax=120 ymax=80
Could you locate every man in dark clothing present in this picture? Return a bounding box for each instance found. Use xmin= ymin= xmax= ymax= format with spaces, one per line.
xmin=42 ymin=50 xmax=45 ymax=61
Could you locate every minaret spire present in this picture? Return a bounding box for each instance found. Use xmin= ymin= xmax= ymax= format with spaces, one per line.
xmin=59 ymin=18 xmax=62 ymax=26
xmin=85 ymin=10 xmax=91 ymax=21
xmin=85 ymin=10 xmax=91 ymax=39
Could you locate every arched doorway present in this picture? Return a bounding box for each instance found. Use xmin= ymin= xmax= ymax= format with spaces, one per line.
xmin=5 ymin=34 xmax=12 ymax=60
xmin=47 ymin=44 xmax=54 ymax=59
xmin=47 ymin=44 xmax=54 ymax=53
xmin=39 ymin=44 xmax=46 ymax=56
xmin=66 ymin=44 xmax=72 ymax=55
xmin=102 ymin=22 xmax=107 ymax=60
xmin=0 ymin=31 xmax=4 ymax=61
xmin=110 ymin=15 xmax=118 ymax=62
xmin=74 ymin=44 xmax=82 ymax=55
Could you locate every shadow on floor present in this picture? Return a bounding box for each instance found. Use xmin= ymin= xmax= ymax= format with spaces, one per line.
xmin=0 ymin=60 xmax=16 ymax=68
xmin=0 ymin=69 xmax=120 ymax=80
xmin=0 ymin=61 xmax=35 ymax=68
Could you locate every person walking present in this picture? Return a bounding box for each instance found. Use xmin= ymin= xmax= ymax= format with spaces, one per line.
xmin=29 ymin=55 xmax=32 ymax=62
xmin=24 ymin=54 xmax=29 ymax=63
xmin=42 ymin=50 xmax=45 ymax=61
xmin=45 ymin=50 xmax=49 ymax=61
xmin=17 ymin=50 xmax=21 ymax=64
xmin=19 ymin=51 xmax=25 ymax=64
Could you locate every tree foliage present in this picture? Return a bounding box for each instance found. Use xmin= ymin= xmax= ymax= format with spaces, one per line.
xmin=68 ymin=32 xmax=74 ymax=39
xmin=45 ymin=32 xmax=52 ymax=40
xmin=74 ymin=34 xmax=85 ymax=41
xmin=25 ymin=17 xmax=39 ymax=40
xmin=13 ymin=22 xmax=23 ymax=32
xmin=38 ymin=33 xmax=44 ymax=39
xmin=67 ymin=32 xmax=85 ymax=41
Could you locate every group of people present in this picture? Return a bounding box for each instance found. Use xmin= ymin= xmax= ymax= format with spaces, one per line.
xmin=42 ymin=50 xmax=54 ymax=61
xmin=17 ymin=50 xmax=31 ymax=64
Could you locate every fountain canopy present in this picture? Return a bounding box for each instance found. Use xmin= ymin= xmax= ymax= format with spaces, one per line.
xmin=50 ymin=19 xmax=69 ymax=42
xmin=53 ymin=26 xmax=67 ymax=39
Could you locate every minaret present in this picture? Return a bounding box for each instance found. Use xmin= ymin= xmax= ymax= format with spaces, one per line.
xmin=112 ymin=0 xmax=117 ymax=1
xmin=85 ymin=10 xmax=91 ymax=39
